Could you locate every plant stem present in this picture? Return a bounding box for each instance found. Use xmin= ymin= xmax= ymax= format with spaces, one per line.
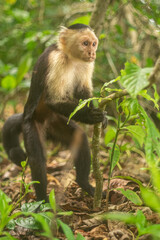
xmin=92 ymin=122 xmax=103 ymax=209
xmin=106 ymin=113 xmax=121 ymax=211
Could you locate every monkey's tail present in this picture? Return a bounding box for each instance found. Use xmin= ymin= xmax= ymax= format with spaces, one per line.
xmin=2 ymin=113 xmax=27 ymax=167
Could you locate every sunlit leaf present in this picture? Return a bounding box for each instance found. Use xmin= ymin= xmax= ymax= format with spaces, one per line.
xmin=71 ymin=15 xmax=90 ymax=26
xmin=139 ymin=89 xmax=159 ymax=110
xmin=119 ymin=62 xmax=153 ymax=98
xmin=1 ymin=75 xmax=17 ymax=90
xmin=5 ymin=0 xmax=16 ymax=4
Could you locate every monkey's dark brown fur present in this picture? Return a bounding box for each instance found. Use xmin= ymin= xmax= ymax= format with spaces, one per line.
xmin=2 ymin=24 xmax=106 ymax=201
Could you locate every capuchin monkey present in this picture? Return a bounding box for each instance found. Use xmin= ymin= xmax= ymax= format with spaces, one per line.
xmin=2 ymin=24 xmax=107 ymax=201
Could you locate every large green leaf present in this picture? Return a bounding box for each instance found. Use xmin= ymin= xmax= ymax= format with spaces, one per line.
xmin=140 ymin=106 xmax=160 ymax=163
xmin=117 ymin=188 xmax=142 ymax=205
xmin=125 ymin=125 xmax=145 ymax=147
xmin=119 ymin=62 xmax=153 ymax=98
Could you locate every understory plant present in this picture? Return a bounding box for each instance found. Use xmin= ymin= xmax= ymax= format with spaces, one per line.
xmin=69 ymin=60 xmax=159 ymax=206
xmin=0 ymin=188 xmax=85 ymax=240
xmin=69 ymin=59 xmax=160 ymax=238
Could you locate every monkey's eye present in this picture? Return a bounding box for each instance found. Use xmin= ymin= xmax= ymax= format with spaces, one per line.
xmin=93 ymin=42 xmax=96 ymax=47
xmin=83 ymin=41 xmax=88 ymax=46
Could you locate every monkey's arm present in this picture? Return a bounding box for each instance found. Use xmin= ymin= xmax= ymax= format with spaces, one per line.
xmin=46 ymin=98 xmax=105 ymax=125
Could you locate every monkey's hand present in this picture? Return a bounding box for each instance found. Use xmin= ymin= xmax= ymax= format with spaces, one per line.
xmin=84 ymin=107 xmax=107 ymax=127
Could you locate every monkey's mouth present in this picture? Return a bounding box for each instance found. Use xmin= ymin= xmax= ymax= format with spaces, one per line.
xmin=87 ymin=57 xmax=95 ymax=62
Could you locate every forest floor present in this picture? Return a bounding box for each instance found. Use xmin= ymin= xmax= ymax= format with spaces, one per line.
xmin=0 ymin=103 xmax=159 ymax=240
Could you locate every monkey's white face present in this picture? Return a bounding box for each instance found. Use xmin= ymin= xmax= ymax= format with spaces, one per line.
xmin=58 ymin=27 xmax=98 ymax=62
xmin=68 ymin=29 xmax=98 ymax=62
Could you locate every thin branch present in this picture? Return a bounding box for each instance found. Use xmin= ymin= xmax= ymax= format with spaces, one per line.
xmin=90 ymin=0 xmax=112 ymax=37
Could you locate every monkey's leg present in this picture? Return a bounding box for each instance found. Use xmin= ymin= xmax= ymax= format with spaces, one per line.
xmin=23 ymin=120 xmax=48 ymax=201
xmin=46 ymin=114 xmax=94 ymax=196
xmin=72 ymin=129 xmax=94 ymax=196
xmin=2 ymin=113 xmax=27 ymax=166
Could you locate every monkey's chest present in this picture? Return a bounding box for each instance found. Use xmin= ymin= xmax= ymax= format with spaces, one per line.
xmin=47 ymin=67 xmax=78 ymax=102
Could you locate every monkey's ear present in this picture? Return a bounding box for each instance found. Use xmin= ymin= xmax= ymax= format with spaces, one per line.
xmin=58 ymin=26 xmax=68 ymax=45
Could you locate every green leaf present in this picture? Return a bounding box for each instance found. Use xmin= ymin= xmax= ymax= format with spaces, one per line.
xmin=68 ymin=97 xmax=98 ymax=123
xmin=101 ymin=78 xmax=119 ymax=90
xmin=0 ymin=189 xmax=12 ymax=216
xmin=103 ymin=212 xmax=137 ymax=224
xmin=6 ymin=219 xmax=16 ymax=230
xmin=136 ymin=210 xmax=147 ymax=231
xmin=140 ymin=186 xmax=160 ymax=212
xmin=15 ymin=217 xmax=42 ymax=230
xmin=117 ymin=188 xmax=142 ymax=205
xmin=40 ymin=203 xmax=52 ymax=212
xmin=125 ymin=125 xmax=145 ymax=147
xmin=153 ymin=84 xmax=160 ymax=103
xmin=139 ymin=89 xmax=159 ymax=110
xmin=57 ymin=219 xmax=74 ymax=240
xmin=119 ymin=62 xmax=153 ymax=98
xmin=150 ymin=166 xmax=160 ymax=193
xmin=58 ymin=211 xmax=73 ymax=216
xmin=109 ymin=144 xmax=120 ymax=172
xmin=21 ymin=201 xmax=44 ymax=212
xmin=0 ymin=232 xmax=18 ymax=240
xmin=120 ymin=98 xmax=139 ymax=116
xmin=21 ymin=160 xmax=27 ymax=168
xmin=114 ymin=175 xmax=143 ymax=187
xmin=49 ymin=189 xmax=56 ymax=213
xmin=23 ymin=212 xmax=54 ymax=239
xmin=104 ymin=126 xmax=116 ymax=145
xmin=141 ymin=224 xmax=160 ymax=237
xmin=71 ymin=15 xmax=90 ymax=26
xmin=16 ymin=53 xmax=32 ymax=84
xmin=140 ymin=106 xmax=160 ymax=163
xmin=103 ymin=210 xmax=147 ymax=236
xmin=1 ymin=75 xmax=17 ymax=90
xmin=76 ymin=233 xmax=85 ymax=240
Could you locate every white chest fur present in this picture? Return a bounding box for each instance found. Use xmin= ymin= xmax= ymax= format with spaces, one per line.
xmin=46 ymin=51 xmax=94 ymax=103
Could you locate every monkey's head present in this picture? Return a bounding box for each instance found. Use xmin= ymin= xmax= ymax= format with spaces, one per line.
xmin=58 ymin=24 xmax=98 ymax=62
